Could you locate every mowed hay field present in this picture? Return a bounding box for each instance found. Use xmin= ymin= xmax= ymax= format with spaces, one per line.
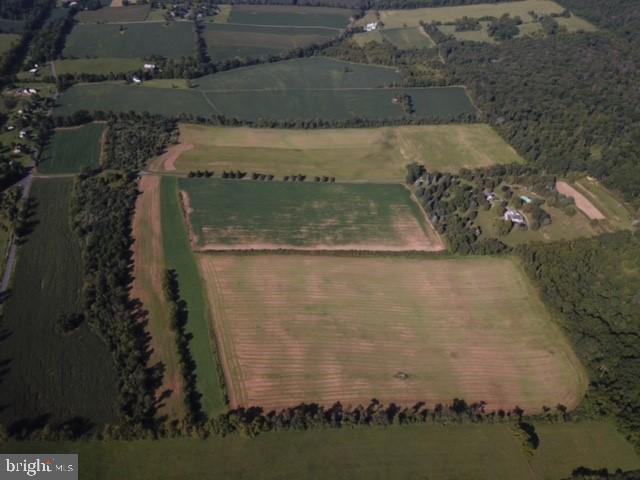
xmin=354 ymin=27 xmax=434 ymax=49
xmin=38 ymin=122 xmax=104 ymax=174
xmin=180 ymin=178 xmax=443 ymax=251
xmin=159 ymin=124 xmax=523 ymax=180
xmin=76 ymin=4 xmax=150 ymax=23
xmin=200 ymin=255 xmax=587 ymax=411
xmin=53 ymin=58 xmax=143 ymax=75
xmin=357 ymin=0 xmax=593 ymax=29
xmin=63 ymin=21 xmax=195 ymax=59
xmin=0 ymin=33 xmax=19 ymax=55
xmin=228 ymin=4 xmax=353 ymax=28
xmin=0 ymin=178 xmax=118 ymax=427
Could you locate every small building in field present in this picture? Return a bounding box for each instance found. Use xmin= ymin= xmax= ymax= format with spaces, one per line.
xmin=504 ymin=208 xmax=526 ymax=225
xmin=365 ymin=22 xmax=378 ymax=32
xmin=132 ymin=75 xmax=142 ymax=84
xmin=143 ymin=63 xmax=156 ymax=71
xmin=520 ymin=195 xmax=533 ymax=204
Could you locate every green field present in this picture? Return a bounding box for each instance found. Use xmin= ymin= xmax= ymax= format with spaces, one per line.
xmin=0 ymin=33 xmax=19 ymax=55
xmin=228 ymin=4 xmax=352 ymax=29
xmin=63 ymin=21 xmax=195 ymax=59
xmin=3 ymin=421 xmax=638 ymax=479
xmin=160 ymin=124 xmax=523 ymax=181
xmin=357 ymin=0 xmax=594 ymax=30
xmin=199 ymin=254 xmax=585 ymax=411
xmin=573 ymin=177 xmax=636 ymax=229
xmin=53 ymin=57 xmax=143 ymax=75
xmin=204 ymin=23 xmax=337 ymax=61
xmin=38 ymin=123 xmax=104 ymax=174
xmin=354 ymin=26 xmax=435 ymax=49
xmin=76 ymin=4 xmax=150 ymax=23
xmin=0 ymin=178 xmax=118 ymax=428
xmin=0 ymin=18 xmax=23 ymax=34
xmin=160 ymin=176 xmax=226 ymax=416
xmin=180 ymin=178 xmax=443 ymax=251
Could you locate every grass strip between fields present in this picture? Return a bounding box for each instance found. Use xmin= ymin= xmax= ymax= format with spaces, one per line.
xmin=160 ymin=175 xmax=226 ymax=416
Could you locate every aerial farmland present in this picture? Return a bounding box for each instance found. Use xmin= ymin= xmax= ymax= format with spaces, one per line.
xmin=1 ymin=0 xmax=640 ymax=478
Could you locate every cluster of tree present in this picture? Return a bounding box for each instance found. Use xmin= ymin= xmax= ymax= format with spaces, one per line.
xmin=394 ymin=93 xmax=414 ymax=114
xmin=70 ymin=169 xmax=160 ymax=431
xmin=563 ymin=468 xmax=640 ymax=480
xmin=0 ymin=151 xmax=26 ymax=190
xmin=161 ymin=270 xmax=206 ymax=426
xmin=313 ymin=175 xmax=336 ymax=182
xmin=454 ymin=16 xmax=481 ymax=32
xmin=486 ymin=14 xmax=522 ymax=40
xmin=54 ymin=312 xmax=84 ymax=335
xmin=442 ymin=32 xmax=640 ymax=207
xmin=187 ymin=170 xmax=214 ymax=178
xmin=0 ymin=0 xmax=42 ymax=19
xmin=518 ymin=231 xmax=640 ymax=447
xmin=539 ymin=15 xmax=565 ymax=36
xmin=25 ymin=7 xmax=74 ymax=65
xmin=103 ymin=112 xmax=177 ymax=170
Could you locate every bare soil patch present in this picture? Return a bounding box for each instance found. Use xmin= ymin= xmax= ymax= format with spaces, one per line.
xmin=557 ymin=181 xmax=605 ymax=220
xmin=150 ymin=143 xmax=194 ymax=172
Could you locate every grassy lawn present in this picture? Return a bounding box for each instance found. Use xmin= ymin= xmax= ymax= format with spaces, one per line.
xmin=159 ymin=124 xmax=522 ymax=181
xmin=228 ymin=4 xmax=352 ymax=29
xmin=63 ymin=21 xmax=195 ymax=58
xmin=199 ymin=254 xmax=585 ymax=412
xmin=132 ymin=176 xmax=183 ymax=420
xmin=0 ymin=33 xmax=19 ymax=55
xmin=160 ymin=176 xmax=226 ymax=417
xmin=0 ymin=178 xmax=118 ymax=427
xmin=180 ymin=178 xmax=443 ymax=251
xmin=53 ymin=58 xmax=143 ymax=75
xmin=38 ymin=123 xmax=104 ymax=174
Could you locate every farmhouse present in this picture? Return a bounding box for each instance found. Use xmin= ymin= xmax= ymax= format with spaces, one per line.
xmin=365 ymin=22 xmax=379 ymax=32
xmin=143 ymin=63 xmax=156 ymax=71
xmin=504 ymin=208 xmax=526 ymax=225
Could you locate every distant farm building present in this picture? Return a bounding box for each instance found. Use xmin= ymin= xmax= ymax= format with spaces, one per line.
xmin=504 ymin=208 xmax=526 ymax=225
xmin=143 ymin=63 xmax=156 ymax=71
xmin=520 ymin=195 xmax=533 ymax=204
xmin=365 ymin=22 xmax=379 ymax=32
xmin=484 ymin=190 xmax=497 ymax=202
xmin=132 ymin=75 xmax=142 ymax=84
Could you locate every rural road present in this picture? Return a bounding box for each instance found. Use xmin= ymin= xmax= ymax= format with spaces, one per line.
xmin=0 ymin=172 xmax=34 ymax=294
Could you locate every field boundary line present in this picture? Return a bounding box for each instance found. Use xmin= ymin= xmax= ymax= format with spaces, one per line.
xmin=404 ymin=184 xmax=446 ymax=251
xmin=200 ymin=91 xmax=223 ymax=115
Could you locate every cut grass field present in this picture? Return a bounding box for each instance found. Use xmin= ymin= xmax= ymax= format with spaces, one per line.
xmin=38 ymin=123 xmax=104 ymax=174
xmin=160 ymin=176 xmax=226 ymax=416
xmin=572 ymin=177 xmax=636 ymax=229
xmin=153 ymin=124 xmax=523 ymax=180
xmin=76 ymin=4 xmax=150 ymax=23
xmin=0 ymin=178 xmax=118 ymax=427
xmin=63 ymin=21 xmax=195 ymax=59
xmin=357 ymin=0 xmax=595 ymax=30
xmin=3 ymin=421 xmax=638 ymax=479
xmin=203 ymin=23 xmax=337 ymax=61
xmin=53 ymin=57 xmax=143 ymax=75
xmin=200 ymin=254 xmax=586 ymax=412
xmin=228 ymin=4 xmax=352 ymax=29
xmin=354 ymin=26 xmax=434 ymax=49
xmin=180 ymin=178 xmax=444 ymax=251
xmin=0 ymin=33 xmax=19 ymax=55
xmin=132 ymin=175 xmax=183 ymax=420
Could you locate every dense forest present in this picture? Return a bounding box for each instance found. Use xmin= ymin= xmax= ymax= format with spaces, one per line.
xmin=518 ymin=232 xmax=640 ymax=446
xmin=215 ymin=0 xmax=520 ymax=11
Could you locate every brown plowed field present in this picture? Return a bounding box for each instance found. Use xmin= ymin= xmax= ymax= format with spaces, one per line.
xmin=199 ymin=255 xmax=587 ymax=413
xmin=556 ymin=181 xmax=605 ymax=220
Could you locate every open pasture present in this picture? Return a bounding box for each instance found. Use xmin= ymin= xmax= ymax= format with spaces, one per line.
xmin=76 ymin=4 xmax=150 ymax=23
xmin=354 ymin=27 xmax=434 ymax=49
xmin=0 ymin=33 xmax=19 ymax=55
xmin=357 ymin=0 xmax=594 ymax=31
xmin=180 ymin=178 xmax=443 ymax=251
xmin=156 ymin=124 xmax=523 ymax=180
xmin=38 ymin=122 xmax=104 ymax=174
xmin=200 ymin=255 xmax=586 ymax=411
xmin=63 ymin=21 xmax=195 ymax=59
xmin=0 ymin=18 xmax=23 ymax=34
xmin=228 ymin=4 xmax=352 ymax=29
xmin=203 ymin=24 xmax=336 ymax=61
xmin=0 ymin=178 xmax=118 ymax=428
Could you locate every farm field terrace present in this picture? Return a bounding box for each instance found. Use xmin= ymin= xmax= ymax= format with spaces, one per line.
xmin=0 ymin=178 xmax=118 ymax=427
xmin=2 ymin=421 xmax=638 ymax=480
xmin=153 ymin=124 xmax=524 ymax=181
xmin=199 ymin=254 xmax=587 ymax=411
xmin=357 ymin=0 xmax=596 ymax=31
xmin=63 ymin=21 xmax=195 ymax=59
xmin=179 ymin=178 xmax=443 ymax=251
xmin=38 ymin=122 xmax=104 ymax=174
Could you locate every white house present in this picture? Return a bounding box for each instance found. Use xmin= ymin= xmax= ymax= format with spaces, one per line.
xmin=143 ymin=63 xmax=156 ymax=71
xmin=365 ymin=22 xmax=378 ymax=32
xmin=504 ymin=208 xmax=526 ymax=225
